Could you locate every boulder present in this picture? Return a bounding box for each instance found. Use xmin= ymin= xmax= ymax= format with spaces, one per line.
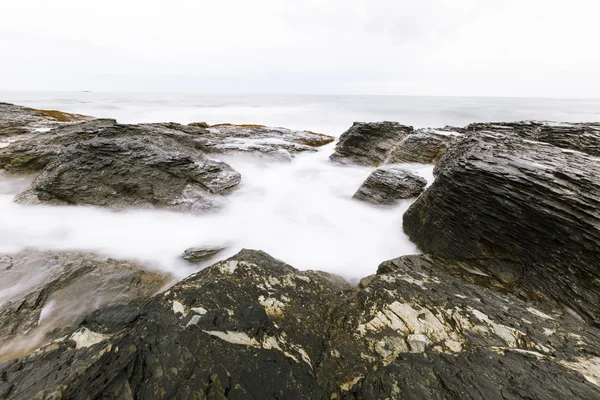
xmin=387 ymin=129 xmax=459 ymax=164
xmin=0 ymin=119 xmax=241 ymax=211
xmin=353 ymin=167 xmax=427 ymax=205
xmin=181 ymin=246 xmax=226 ymax=263
xmin=403 ymin=129 xmax=600 ymax=326
xmin=330 ymin=122 xmax=413 ymax=166
xmin=1 ymin=250 xmax=599 ymax=399
xmin=0 ymin=250 xmax=169 ymax=362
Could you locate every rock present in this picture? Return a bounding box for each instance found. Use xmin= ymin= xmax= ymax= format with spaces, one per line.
xmin=1 ymin=119 xmax=241 ymax=211
xmin=387 ymin=129 xmax=459 ymax=164
xmin=330 ymin=122 xmax=413 ymax=166
xmin=188 ymin=121 xmax=210 ymax=128
xmin=181 ymin=246 xmax=226 ymax=263
xmin=466 ymin=121 xmax=600 ymax=157
xmin=353 ymin=167 xmax=427 ymax=205
xmin=403 ymin=129 xmax=600 ymax=326
xmin=1 ymin=250 xmax=599 ymax=399
xmin=202 ymin=123 xmax=334 ymax=156
xmin=0 ymin=102 xmax=91 ymax=132
xmin=0 ymin=250 xmax=169 ymax=362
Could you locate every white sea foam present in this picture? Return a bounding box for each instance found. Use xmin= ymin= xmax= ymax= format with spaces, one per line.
xmin=0 ymin=144 xmax=433 ymax=281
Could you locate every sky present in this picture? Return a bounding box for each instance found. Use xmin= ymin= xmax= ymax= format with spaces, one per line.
xmin=0 ymin=0 xmax=599 ymax=97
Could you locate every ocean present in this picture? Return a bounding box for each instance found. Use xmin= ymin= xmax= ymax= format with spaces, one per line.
xmin=1 ymin=92 xmax=599 ymax=282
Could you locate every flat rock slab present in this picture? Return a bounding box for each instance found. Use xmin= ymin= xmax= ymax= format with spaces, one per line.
xmin=2 ymin=250 xmax=599 ymax=399
xmin=353 ymin=167 xmax=427 ymax=205
xmin=181 ymin=246 xmax=226 ymax=263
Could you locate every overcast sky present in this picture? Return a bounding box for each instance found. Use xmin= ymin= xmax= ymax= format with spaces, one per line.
xmin=1 ymin=0 xmax=599 ymax=97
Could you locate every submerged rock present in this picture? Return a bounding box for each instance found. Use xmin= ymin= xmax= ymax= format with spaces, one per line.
xmin=330 ymin=122 xmax=413 ymax=166
xmin=0 ymin=250 xmax=168 ymax=362
xmin=387 ymin=129 xmax=459 ymax=164
xmin=1 ymin=250 xmax=599 ymax=399
xmin=403 ymin=128 xmax=600 ymax=326
xmin=353 ymin=167 xmax=427 ymax=205
xmin=181 ymin=246 xmax=226 ymax=263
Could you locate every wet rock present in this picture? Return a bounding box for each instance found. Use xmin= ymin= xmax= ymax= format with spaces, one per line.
xmin=387 ymin=129 xmax=459 ymax=164
xmin=201 ymin=123 xmax=334 ymax=156
xmin=353 ymin=167 xmax=427 ymax=205
xmin=403 ymin=129 xmax=600 ymax=326
xmin=0 ymin=250 xmax=168 ymax=362
xmin=330 ymin=122 xmax=413 ymax=166
xmin=2 ymin=119 xmax=241 ymax=211
xmin=2 ymin=250 xmax=599 ymax=399
xmin=466 ymin=121 xmax=600 ymax=157
xmin=181 ymin=246 xmax=226 ymax=263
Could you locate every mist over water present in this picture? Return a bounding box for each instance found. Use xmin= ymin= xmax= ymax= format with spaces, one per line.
xmin=0 ymin=144 xmax=433 ymax=281
xmin=1 ymin=92 xmax=599 ymax=281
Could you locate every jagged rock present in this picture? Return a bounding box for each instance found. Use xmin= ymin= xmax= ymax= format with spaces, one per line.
xmin=181 ymin=246 xmax=226 ymax=263
xmin=353 ymin=167 xmax=427 ymax=205
xmin=1 ymin=250 xmax=599 ymax=399
xmin=0 ymin=250 xmax=168 ymax=362
xmin=466 ymin=121 xmax=600 ymax=157
xmin=330 ymin=122 xmax=413 ymax=166
xmin=403 ymin=129 xmax=600 ymax=326
xmin=387 ymin=129 xmax=459 ymax=164
xmin=0 ymin=119 xmax=241 ymax=211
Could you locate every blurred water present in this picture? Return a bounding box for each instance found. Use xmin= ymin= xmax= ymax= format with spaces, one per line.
xmin=0 ymin=92 xmax=598 ymax=281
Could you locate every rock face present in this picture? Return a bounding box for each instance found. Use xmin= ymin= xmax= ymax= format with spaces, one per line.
xmin=181 ymin=246 xmax=226 ymax=263
xmin=403 ymin=129 xmax=600 ymax=326
xmin=387 ymin=129 xmax=458 ymax=164
xmin=466 ymin=121 xmax=600 ymax=157
xmin=330 ymin=122 xmax=413 ymax=166
xmin=353 ymin=167 xmax=427 ymax=205
xmin=1 ymin=250 xmax=599 ymax=399
xmin=0 ymin=250 xmax=168 ymax=362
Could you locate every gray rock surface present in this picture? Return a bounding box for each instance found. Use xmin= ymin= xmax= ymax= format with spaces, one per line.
xmin=353 ymin=167 xmax=427 ymax=205
xmin=1 ymin=119 xmax=241 ymax=211
xmin=1 ymin=250 xmax=599 ymax=399
xmin=465 ymin=121 xmax=600 ymax=156
xmin=403 ymin=128 xmax=600 ymax=326
xmin=0 ymin=250 xmax=168 ymax=362
xmin=387 ymin=129 xmax=458 ymax=164
xmin=330 ymin=122 xmax=413 ymax=166
xmin=181 ymin=246 xmax=226 ymax=263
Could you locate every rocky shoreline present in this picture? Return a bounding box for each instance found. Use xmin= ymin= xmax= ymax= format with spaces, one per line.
xmin=1 ymin=102 xmax=599 ymax=399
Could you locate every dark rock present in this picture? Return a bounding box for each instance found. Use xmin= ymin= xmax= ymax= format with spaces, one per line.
xmin=330 ymin=122 xmax=413 ymax=166
xmin=188 ymin=121 xmax=210 ymax=128
xmin=0 ymin=250 xmax=169 ymax=362
xmin=2 ymin=250 xmax=599 ymax=399
xmin=403 ymin=129 xmax=600 ymax=326
xmin=1 ymin=119 xmax=241 ymax=211
xmin=466 ymin=121 xmax=600 ymax=157
xmin=353 ymin=167 xmax=427 ymax=205
xmin=181 ymin=246 xmax=226 ymax=263
xmin=387 ymin=129 xmax=459 ymax=164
